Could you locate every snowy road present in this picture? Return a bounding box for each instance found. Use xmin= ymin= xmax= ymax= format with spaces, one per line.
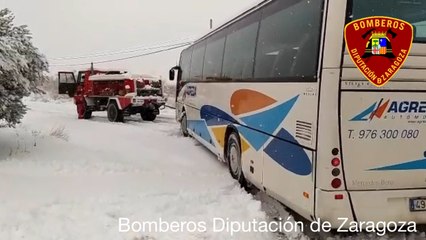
xmin=0 ymin=97 xmax=282 ymax=240
xmin=1 ymin=97 xmax=425 ymax=240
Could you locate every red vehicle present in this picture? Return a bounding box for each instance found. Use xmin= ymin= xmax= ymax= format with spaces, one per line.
xmin=59 ymin=68 xmax=166 ymax=122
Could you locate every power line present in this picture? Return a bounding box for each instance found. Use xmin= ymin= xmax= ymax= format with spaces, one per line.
xmin=49 ymin=42 xmax=191 ymax=67
xmin=49 ymin=41 xmax=191 ymax=61
xmin=49 ymin=37 xmax=195 ymax=61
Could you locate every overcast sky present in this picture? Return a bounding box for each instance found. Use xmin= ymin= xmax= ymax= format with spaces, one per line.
xmin=2 ymin=0 xmax=261 ymax=80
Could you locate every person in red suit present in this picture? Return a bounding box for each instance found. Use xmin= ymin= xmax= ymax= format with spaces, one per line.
xmin=74 ymin=86 xmax=86 ymax=119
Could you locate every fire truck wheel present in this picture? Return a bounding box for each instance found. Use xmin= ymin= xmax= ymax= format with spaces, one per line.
xmin=107 ymin=102 xmax=124 ymax=122
xmin=83 ymin=102 xmax=92 ymax=119
xmin=141 ymin=111 xmax=156 ymax=121
xmin=83 ymin=110 xmax=92 ymax=119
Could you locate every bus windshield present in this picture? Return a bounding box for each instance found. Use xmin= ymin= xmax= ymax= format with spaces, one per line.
xmin=348 ymin=0 xmax=426 ymax=42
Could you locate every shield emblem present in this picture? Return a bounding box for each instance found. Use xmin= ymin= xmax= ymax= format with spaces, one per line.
xmin=344 ymin=16 xmax=414 ymax=87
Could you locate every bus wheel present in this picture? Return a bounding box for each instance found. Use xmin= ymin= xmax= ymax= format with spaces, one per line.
xmin=107 ymin=102 xmax=123 ymax=122
xmin=226 ymin=132 xmax=247 ymax=188
xmin=180 ymin=113 xmax=189 ymax=137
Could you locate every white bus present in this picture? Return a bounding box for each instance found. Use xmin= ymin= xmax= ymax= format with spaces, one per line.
xmin=169 ymin=0 xmax=426 ymax=227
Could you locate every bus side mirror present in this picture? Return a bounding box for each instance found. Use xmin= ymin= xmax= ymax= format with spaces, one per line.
xmin=169 ymin=66 xmax=182 ymax=81
xmin=169 ymin=68 xmax=175 ymax=81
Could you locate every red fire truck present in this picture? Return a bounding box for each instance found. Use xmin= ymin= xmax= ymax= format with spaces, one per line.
xmin=59 ymin=68 xmax=166 ymax=122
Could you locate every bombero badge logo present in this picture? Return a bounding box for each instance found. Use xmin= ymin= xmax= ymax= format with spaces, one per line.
xmin=344 ymin=16 xmax=414 ymax=87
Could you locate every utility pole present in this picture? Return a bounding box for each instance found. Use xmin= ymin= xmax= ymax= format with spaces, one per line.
xmin=210 ymin=19 xmax=213 ymax=29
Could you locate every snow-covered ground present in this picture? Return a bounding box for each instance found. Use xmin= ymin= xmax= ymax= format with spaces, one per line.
xmin=0 ymin=97 xmax=281 ymax=240
xmin=0 ymin=97 xmax=425 ymax=240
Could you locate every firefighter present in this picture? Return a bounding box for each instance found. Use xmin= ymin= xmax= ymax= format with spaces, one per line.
xmin=74 ymin=86 xmax=86 ymax=119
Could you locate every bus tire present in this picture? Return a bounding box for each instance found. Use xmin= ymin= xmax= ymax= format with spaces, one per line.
xmin=226 ymin=132 xmax=248 ymax=188
xmin=107 ymin=102 xmax=123 ymax=122
xmin=180 ymin=113 xmax=189 ymax=137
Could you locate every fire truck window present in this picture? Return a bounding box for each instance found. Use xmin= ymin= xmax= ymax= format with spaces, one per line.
xmin=66 ymin=74 xmax=75 ymax=83
xmin=59 ymin=73 xmax=67 ymax=83
xmin=59 ymin=73 xmax=75 ymax=83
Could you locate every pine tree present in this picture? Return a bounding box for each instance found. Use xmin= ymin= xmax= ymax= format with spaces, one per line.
xmin=0 ymin=8 xmax=48 ymax=127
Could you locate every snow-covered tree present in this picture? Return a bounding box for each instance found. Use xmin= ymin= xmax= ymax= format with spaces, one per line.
xmin=0 ymin=8 xmax=48 ymax=127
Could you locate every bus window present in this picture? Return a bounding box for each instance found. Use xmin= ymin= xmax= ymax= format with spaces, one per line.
xmin=349 ymin=0 xmax=426 ymax=43
xmin=180 ymin=47 xmax=193 ymax=82
xmin=254 ymin=0 xmax=323 ymax=81
xmin=189 ymin=41 xmax=206 ymax=82
xmin=222 ymin=13 xmax=260 ymax=80
xmin=203 ymin=34 xmax=226 ymax=81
